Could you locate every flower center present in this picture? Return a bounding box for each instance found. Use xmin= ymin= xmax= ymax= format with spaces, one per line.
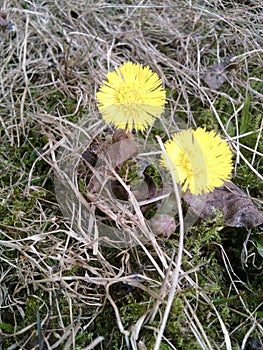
xmin=180 ymin=152 xmax=207 ymax=178
xmin=181 ymin=154 xmax=193 ymax=176
xmin=116 ymin=83 xmax=143 ymax=104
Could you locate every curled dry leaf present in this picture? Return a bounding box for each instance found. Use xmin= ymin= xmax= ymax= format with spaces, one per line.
xmin=82 ymin=129 xmax=160 ymax=222
xmin=86 ymin=131 xmax=138 ymax=195
xmin=183 ymin=181 xmax=263 ymax=228
xmin=111 ymin=171 xmax=157 ymax=201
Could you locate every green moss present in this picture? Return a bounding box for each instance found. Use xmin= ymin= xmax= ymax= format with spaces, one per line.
xmin=89 ymin=302 xmax=128 ymax=350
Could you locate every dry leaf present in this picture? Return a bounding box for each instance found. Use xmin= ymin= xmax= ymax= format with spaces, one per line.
xmin=111 ymin=171 xmax=157 ymax=201
xmin=84 ymin=129 xmax=159 ymax=212
xmin=183 ymin=181 xmax=263 ymax=228
xmin=202 ymin=57 xmax=238 ymax=89
xmin=85 ymin=131 xmax=138 ymax=195
xmin=0 ymin=12 xmax=8 ymax=29
xmin=150 ymin=214 xmax=177 ymax=237
xmin=82 ymin=149 xmax=98 ymax=167
xmin=0 ymin=11 xmax=15 ymax=32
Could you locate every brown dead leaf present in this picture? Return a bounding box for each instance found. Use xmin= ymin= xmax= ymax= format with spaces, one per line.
xmin=84 ymin=129 xmax=160 ymax=212
xmin=82 ymin=149 xmax=98 ymax=167
xmin=0 ymin=11 xmax=15 ymax=32
xmin=202 ymin=57 xmax=238 ymax=89
xmin=85 ymin=130 xmax=138 ymax=195
xmin=111 ymin=171 xmax=157 ymax=202
xmin=150 ymin=214 xmax=177 ymax=237
xmin=183 ymin=181 xmax=263 ymax=228
xmin=0 ymin=12 xmax=8 ymax=28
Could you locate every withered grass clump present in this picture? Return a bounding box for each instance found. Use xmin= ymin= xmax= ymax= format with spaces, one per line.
xmin=0 ymin=1 xmax=262 ymax=349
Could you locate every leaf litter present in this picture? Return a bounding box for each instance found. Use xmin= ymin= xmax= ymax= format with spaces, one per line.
xmin=183 ymin=181 xmax=263 ymax=228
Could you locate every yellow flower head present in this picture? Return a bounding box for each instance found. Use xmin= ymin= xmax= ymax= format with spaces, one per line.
xmin=161 ymin=128 xmax=233 ymax=195
xmin=96 ymin=62 xmax=166 ymax=131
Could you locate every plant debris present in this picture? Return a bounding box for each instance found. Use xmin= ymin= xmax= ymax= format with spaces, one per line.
xmin=150 ymin=214 xmax=178 ymax=237
xmin=183 ymin=181 xmax=263 ymax=228
xmin=201 ymin=57 xmax=238 ymax=89
xmin=0 ymin=11 xmax=15 ymax=32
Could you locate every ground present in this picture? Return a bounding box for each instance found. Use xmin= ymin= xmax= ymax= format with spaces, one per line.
xmin=0 ymin=1 xmax=262 ymax=350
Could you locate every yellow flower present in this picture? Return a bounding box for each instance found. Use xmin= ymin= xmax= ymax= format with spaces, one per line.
xmin=161 ymin=128 xmax=233 ymax=195
xmin=97 ymin=62 xmax=166 ymax=131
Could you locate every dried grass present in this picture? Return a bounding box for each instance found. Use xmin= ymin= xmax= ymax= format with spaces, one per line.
xmin=0 ymin=1 xmax=262 ymax=349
